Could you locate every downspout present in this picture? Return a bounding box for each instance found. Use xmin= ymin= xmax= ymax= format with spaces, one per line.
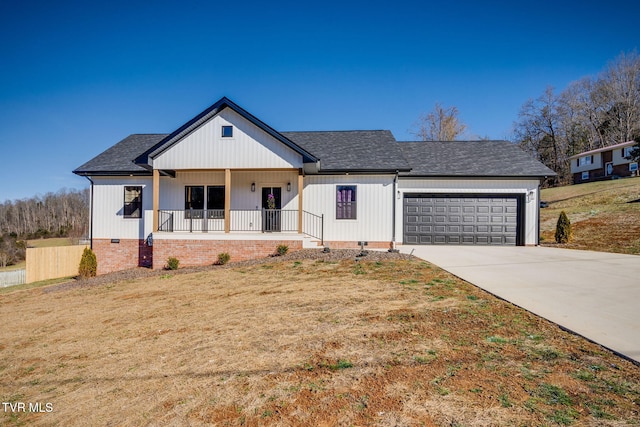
xmin=537 ymin=183 xmax=542 ymax=246
xmin=391 ymin=171 xmax=398 ymax=250
xmin=84 ymin=176 xmax=94 ymax=250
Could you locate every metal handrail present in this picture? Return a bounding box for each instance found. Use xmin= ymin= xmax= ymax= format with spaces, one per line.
xmin=302 ymin=210 xmax=324 ymax=245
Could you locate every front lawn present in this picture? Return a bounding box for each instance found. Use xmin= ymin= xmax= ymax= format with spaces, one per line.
xmin=1 ymin=252 xmax=638 ymax=425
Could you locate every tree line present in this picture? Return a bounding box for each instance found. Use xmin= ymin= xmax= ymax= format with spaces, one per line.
xmin=0 ymin=188 xmax=89 ymax=267
xmin=514 ymin=51 xmax=639 ymax=184
xmin=411 ymin=51 xmax=640 ymax=185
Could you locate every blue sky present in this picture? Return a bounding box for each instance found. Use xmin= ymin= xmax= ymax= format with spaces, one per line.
xmin=0 ymin=0 xmax=638 ymax=202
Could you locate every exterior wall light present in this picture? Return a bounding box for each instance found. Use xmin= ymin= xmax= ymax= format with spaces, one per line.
xmin=251 ymin=183 xmax=256 ymax=192
xmin=287 ymin=182 xmax=291 ymax=192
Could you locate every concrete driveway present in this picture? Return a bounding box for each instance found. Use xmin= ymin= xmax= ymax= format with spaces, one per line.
xmin=400 ymin=245 xmax=640 ymax=364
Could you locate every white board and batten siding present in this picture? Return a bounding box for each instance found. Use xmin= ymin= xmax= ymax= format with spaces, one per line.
xmin=152 ymin=108 xmax=304 ymax=170
xmin=92 ymin=176 xmax=152 ymax=240
xmin=397 ymin=178 xmax=541 ymax=245
xmin=303 ymin=175 xmax=395 ymax=243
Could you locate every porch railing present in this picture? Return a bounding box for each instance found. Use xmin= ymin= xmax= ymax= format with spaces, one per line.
xmin=158 ymin=209 xmax=299 ymax=233
xmin=158 ymin=209 xmax=324 ymax=243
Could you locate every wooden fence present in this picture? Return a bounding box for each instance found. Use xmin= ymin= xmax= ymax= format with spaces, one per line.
xmin=0 ymin=269 xmax=26 ymax=287
xmin=26 ymin=245 xmax=88 ymax=284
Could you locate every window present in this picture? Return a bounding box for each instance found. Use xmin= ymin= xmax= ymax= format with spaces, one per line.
xmin=207 ymin=186 xmax=225 ymax=218
xmin=221 ymin=125 xmax=233 ymax=138
xmin=185 ymin=186 xmax=204 ymax=218
xmin=578 ymin=155 xmax=593 ymax=166
xmin=124 ymin=186 xmax=142 ymax=218
xmin=336 ymin=185 xmax=357 ymax=220
xmin=623 ymin=147 xmax=634 ymax=159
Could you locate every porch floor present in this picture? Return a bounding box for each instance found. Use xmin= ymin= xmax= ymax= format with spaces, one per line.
xmin=152 ymin=231 xmax=322 ymax=248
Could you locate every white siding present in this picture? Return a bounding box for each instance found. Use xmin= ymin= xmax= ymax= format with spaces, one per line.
xmin=571 ymin=153 xmax=603 ymax=173
xmin=397 ymin=178 xmax=541 ymax=245
xmin=153 ymin=109 xmax=304 ymax=170
xmin=92 ymin=177 xmax=153 ymax=239
xmin=158 ymin=170 xmax=299 ymax=211
xmin=303 ymin=175 xmax=395 ymax=242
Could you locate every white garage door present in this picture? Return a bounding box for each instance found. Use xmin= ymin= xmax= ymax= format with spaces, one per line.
xmin=403 ymin=195 xmax=520 ymax=245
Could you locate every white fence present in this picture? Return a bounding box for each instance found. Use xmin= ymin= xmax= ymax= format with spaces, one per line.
xmin=0 ymin=269 xmax=26 ymax=288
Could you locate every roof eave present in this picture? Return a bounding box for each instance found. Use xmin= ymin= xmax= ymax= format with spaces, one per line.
xmin=72 ymin=170 xmax=153 ymax=177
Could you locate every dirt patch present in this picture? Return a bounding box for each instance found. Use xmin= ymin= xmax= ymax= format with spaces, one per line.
xmin=1 ymin=252 xmax=639 ymax=426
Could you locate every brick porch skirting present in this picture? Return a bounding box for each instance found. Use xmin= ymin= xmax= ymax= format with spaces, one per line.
xmin=151 ymin=239 xmax=303 ymax=269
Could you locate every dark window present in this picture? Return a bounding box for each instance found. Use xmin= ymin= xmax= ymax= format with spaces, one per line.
xmin=207 ymin=186 xmax=225 ymax=218
xmin=336 ymin=185 xmax=357 ymax=219
xmin=124 ymin=186 xmax=142 ymax=218
xmin=185 ymin=186 xmax=204 ymax=218
xmin=221 ymin=125 xmax=233 ymax=138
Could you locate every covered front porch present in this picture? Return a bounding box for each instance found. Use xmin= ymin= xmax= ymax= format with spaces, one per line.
xmin=149 ymin=168 xmax=323 ymax=243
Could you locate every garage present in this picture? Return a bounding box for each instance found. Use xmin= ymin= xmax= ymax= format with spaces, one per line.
xmin=403 ymin=194 xmax=523 ymax=245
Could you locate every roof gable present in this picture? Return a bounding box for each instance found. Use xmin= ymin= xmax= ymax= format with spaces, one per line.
xmin=135 ymin=97 xmax=317 ymax=167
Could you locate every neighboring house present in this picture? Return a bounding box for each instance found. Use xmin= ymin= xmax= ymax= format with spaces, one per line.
xmin=569 ymin=141 xmax=639 ymax=184
xmin=74 ymin=97 xmax=555 ymax=274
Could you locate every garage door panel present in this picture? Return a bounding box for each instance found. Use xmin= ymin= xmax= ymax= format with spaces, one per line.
xmin=404 ymin=195 xmax=520 ymax=246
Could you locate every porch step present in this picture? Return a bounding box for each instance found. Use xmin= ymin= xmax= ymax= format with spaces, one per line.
xmin=302 ymin=236 xmax=323 ymax=249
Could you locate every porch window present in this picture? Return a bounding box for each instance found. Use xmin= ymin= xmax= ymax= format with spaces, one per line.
xmin=336 ymin=185 xmax=357 ymax=220
xmin=123 ymin=186 xmax=142 ymax=218
xmin=185 ymin=186 xmax=204 ymax=218
xmin=207 ymin=186 xmax=225 ymax=218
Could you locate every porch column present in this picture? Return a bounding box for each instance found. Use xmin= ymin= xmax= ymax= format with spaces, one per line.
xmin=224 ymin=168 xmax=231 ymax=233
xmin=153 ymin=169 xmax=160 ymax=232
xmin=298 ymin=172 xmax=304 ymax=233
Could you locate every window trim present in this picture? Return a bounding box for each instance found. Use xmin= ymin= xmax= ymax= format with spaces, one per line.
xmin=336 ymin=185 xmax=357 ymax=220
xmin=221 ymin=125 xmax=233 ymax=138
xmin=123 ymin=186 xmax=142 ymax=219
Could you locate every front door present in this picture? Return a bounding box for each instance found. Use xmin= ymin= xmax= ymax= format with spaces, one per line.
xmin=261 ymin=187 xmax=282 ymax=232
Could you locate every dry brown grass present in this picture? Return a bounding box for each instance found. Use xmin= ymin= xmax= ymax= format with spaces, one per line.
xmin=540 ymin=177 xmax=640 ymax=254
xmin=1 ymin=255 xmax=639 ymax=426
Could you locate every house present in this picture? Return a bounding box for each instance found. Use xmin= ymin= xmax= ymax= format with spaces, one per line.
xmin=569 ymin=141 xmax=639 ymax=184
xmin=73 ymin=97 xmax=555 ymax=274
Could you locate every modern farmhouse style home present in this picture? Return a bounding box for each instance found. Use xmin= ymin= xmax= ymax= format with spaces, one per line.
xmin=74 ymin=97 xmax=555 ymax=274
xmin=569 ymin=141 xmax=639 ymax=184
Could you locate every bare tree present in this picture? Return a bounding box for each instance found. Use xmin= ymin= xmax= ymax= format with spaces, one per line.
xmin=411 ymin=103 xmax=467 ymax=141
xmin=595 ymin=51 xmax=640 ymax=145
xmin=515 ymin=87 xmax=571 ymax=183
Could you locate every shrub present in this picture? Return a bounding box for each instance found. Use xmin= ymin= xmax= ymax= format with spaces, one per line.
xmin=217 ymin=252 xmax=231 ymax=265
xmin=166 ymin=257 xmax=180 ymax=270
xmin=276 ymin=244 xmax=289 ymax=256
xmin=78 ymin=247 xmax=97 ymax=279
xmin=555 ymin=211 xmax=573 ymax=244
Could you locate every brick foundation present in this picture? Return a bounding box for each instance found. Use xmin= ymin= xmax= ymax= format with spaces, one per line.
xmin=324 ymin=241 xmax=392 ymax=250
xmin=93 ymin=239 xmax=152 ymax=275
xmin=151 ymin=239 xmax=303 ymax=269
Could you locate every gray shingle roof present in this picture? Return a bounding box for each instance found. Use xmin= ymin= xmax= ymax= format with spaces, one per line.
xmin=398 ymin=141 xmax=556 ymax=177
xmin=282 ymin=130 xmax=411 ymax=172
xmin=73 ymin=134 xmax=167 ymax=175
